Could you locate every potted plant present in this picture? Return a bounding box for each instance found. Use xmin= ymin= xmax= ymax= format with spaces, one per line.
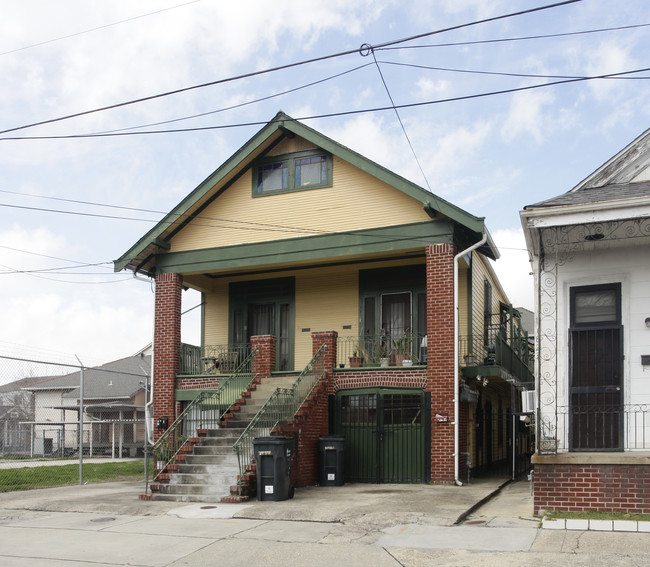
xmin=464 ymin=353 xmax=477 ymax=366
xmin=349 ymin=351 xmax=364 ymax=368
xmin=392 ymin=334 xmax=413 ymax=366
xmin=376 ymin=339 xmax=390 ymax=367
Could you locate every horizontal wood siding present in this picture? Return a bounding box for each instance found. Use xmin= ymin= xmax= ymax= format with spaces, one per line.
xmin=170 ymin=147 xmax=431 ymax=253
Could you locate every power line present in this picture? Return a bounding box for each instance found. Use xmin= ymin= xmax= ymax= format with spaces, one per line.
xmin=379 ymin=60 xmax=650 ymax=81
xmin=3 ymin=64 xmax=647 ymax=142
xmin=0 ymin=0 xmax=581 ymax=136
xmin=377 ymin=22 xmax=650 ymax=51
xmin=0 ymin=1 xmax=202 ymax=57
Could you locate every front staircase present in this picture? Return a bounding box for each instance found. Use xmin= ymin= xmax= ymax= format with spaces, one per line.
xmin=149 ymin=374 xmax=298 ymax=503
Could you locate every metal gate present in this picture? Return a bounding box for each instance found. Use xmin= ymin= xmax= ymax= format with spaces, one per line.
xmin=334 ymin=387 xmax=430 ymax=483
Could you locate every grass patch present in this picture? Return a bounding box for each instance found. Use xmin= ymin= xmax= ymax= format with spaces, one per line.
xmin=545 ymin=509 xmax=650 ymax=522
xmin=0 ymin=460 xmax=149 ymax=492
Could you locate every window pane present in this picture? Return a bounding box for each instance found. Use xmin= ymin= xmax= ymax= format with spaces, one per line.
xmin=257 ymin=161 xmax=287 ymax=192
xmin=574 ymin=290 xmax=617 ymax=324
xmin=295 ymin=156 xmax=325 ymax=186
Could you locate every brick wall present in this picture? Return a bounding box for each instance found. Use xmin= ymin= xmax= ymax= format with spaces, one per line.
xmin=153 ymin=272 xmax=182 ymax=439
xmin=426 ymin=243 xmax=457 ymax=484
xmin=176 ymin=376 xmax=221 ymax=390
xmin=534 ymin=463 xmax=650 ymax=515
xmin=333 ymin=368 xmax=427 ymax=391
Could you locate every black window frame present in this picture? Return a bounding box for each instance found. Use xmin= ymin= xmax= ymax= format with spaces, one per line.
xmin=252 ymin=150 xmax=333 ymax=197
xmin=570 ymin=283 xmax=621 ymax=328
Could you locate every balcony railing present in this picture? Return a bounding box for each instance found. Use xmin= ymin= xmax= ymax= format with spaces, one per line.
xmin=149 ymin=349 xmax=258 ymax=486
xmin=539 ymin=404 xmax=650 ymax=454
xmin=336 ymin=333 xmax=428 ymax=369
xmin=179 ymin=343 xmax=251 ymax=375
xmin=458 ymin=330 xmax=534 ymax=387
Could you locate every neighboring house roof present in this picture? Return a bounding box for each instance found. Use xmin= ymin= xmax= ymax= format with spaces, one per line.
xmin=23 ymin=354 xmax=150 ymax=401
xmin=524 ymin=126 xmax=650 ymax=211
xmin=0 ymin=375 xmax=54 ymax=393
xmin=516 ymin=307 xmax=535 ymax=337
xmin=526 ymin=180 xmax=650 ymax=209
xmin=521 ymin=126 xmax=650 ymax=255
xmin=114 ymin=111 xmax=498 ymax=275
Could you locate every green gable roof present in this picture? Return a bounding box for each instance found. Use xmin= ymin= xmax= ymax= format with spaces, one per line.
xmin=114 ymin=111 xmax=493 ymax=274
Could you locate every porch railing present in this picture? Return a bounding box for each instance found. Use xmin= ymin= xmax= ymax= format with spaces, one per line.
xmin=337 ymin=333 xmax=427 ymax=368
xmin=458 ymin=331 xmax=534 ymax=387
xmin=179 ymin=343 xmax=251 ymax=375
xmin=539 ymin=404 xmax=650 ymax=454
xmin=149 ymin=349 xmax=258 ymax=485
xmin=232 ymin=344 xmax=327 ymax=486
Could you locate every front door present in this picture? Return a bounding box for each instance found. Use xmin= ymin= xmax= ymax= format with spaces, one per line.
xmin=335 ymin=388 xmax=430 ymax=483
xmin=569 ymin=284 xmax=623 ymax=451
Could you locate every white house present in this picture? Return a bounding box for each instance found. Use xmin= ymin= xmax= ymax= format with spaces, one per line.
xmin=521 ymin=127 xmax=650 ymax=515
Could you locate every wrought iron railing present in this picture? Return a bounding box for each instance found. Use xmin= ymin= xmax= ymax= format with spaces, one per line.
xmin=232 ymin=344 xmax=327 ymax=485
xmin=458 ymin=331 xmax=534 ymax=386
xmin=179 ymin=343 xmax=251 ymax=375
xmin=336 ymin=333 xmax=427 ymax=369
xmin=149 ymin=349 xmax=257 ymax=485
xmin=539 ymin=404 xmax=650 ymax=454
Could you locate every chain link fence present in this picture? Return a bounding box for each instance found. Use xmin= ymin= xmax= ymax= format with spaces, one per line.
xmin=0 ymin=350 xmax=150 ymax=492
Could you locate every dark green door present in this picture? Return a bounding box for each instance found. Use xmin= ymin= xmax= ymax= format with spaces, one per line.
xmin=335 ymin=388 xmax=429 ymax=483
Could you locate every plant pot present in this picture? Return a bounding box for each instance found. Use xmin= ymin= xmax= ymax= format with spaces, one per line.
xmin=349 ymin=356 xmax=363 ymax=368
xmin=380 ymin=357 xmax=390 ymax=367
xmin=464 ymin=355 xmax=476 ymax=366
xmin=402 ymin=359 xmax=413 ymax=366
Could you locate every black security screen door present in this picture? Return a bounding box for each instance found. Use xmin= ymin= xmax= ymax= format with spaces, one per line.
xmin=569 ymin=284 xmax=623 ymax=451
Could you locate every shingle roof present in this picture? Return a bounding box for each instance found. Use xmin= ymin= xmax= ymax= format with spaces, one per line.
xmin=525 ymin=181 xmax=650 ymax=209
xmin=24 ymin=355 xmax=150 ymax=400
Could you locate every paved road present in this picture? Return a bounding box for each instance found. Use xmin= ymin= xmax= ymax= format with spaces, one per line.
xmin=0 ymin=479 xmax=647 ymax=566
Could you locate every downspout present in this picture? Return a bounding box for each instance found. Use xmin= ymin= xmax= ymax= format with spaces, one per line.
xmin=454 ymin=232 xmax=487 ymax=486
xmin=131 ymin=271 xmax=156 ymax=446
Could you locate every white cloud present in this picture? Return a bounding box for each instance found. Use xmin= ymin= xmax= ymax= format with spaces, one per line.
xmin=501 ymin=89 xmax=555 ymax=144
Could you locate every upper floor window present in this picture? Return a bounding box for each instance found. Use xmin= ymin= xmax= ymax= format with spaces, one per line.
xmin=253 ymin=150 xmax=332 ymax=196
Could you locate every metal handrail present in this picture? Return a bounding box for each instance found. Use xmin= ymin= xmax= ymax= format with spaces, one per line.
xmin=149 ymin=348 xmax=258 ymax=485
xmin=232 ymin=344 xmax=327 ymax=484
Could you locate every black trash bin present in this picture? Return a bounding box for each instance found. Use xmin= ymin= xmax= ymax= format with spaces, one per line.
xmin=253 ymin=436 xmax=294 ymax=501
xmin=319 ymin=435 xmax=345 ymax=486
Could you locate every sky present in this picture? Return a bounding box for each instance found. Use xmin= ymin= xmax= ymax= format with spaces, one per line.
xmin=1 ymin=0 xmax=649 ymax=375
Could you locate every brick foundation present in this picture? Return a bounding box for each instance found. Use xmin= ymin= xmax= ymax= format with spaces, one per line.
xmin=533 ymin=460 xmax=650 ymax=515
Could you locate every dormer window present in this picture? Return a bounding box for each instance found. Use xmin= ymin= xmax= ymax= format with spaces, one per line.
xmin=253 ymin=150 xmax=332 ymax=196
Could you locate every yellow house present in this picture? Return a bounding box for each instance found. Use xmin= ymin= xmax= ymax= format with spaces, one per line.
xmin=115 ymin=112 xmax=533 ymax=500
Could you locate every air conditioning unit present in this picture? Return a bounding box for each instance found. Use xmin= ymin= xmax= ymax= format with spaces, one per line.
xmin=521 ymin=390 xmax=536 ymax=413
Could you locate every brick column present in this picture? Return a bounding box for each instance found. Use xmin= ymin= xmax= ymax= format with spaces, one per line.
xmin=250 ymin=335 xmax=276 ymax=381
xmin=426 ymin=243 xmax=457 ymax=483
xmin=153 ymin=272 xmax=183 ymax=440
xmin=312 ymin=330 xmax=337 ymax=393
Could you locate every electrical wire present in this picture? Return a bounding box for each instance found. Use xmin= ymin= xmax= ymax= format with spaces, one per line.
xmin=3 ymin=63 xmax=647 ymax=142
xmin=376 ymin=22 xmax=650 ymax=52
xmin=0 ymin=1 xmax=202 ymax=57
xmin=0 ymin=0 xmax=581 ymax=136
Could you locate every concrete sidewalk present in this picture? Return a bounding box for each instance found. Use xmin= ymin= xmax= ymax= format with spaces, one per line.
xmin=1 ymin=478 xmax=648 ymax=566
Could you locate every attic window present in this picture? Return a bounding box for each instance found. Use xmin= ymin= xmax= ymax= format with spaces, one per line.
xmin=253 ymin=150 xmax=332 ymax=196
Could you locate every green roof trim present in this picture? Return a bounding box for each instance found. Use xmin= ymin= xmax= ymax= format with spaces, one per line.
xmin=114 ymin=111 xmax=490 ymax=274
xmin=155 ymin=221 xmax=456 ymax=275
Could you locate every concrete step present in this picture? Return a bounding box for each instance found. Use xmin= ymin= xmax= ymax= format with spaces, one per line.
xmin=192 ymin=445 xmax=235 ymax=456
xmin=169 ymin=472 xmax=238 ymax=485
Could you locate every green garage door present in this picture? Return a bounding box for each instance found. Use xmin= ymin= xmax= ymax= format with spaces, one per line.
xmin=334 ymin=388 xmax=430 ymax=483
